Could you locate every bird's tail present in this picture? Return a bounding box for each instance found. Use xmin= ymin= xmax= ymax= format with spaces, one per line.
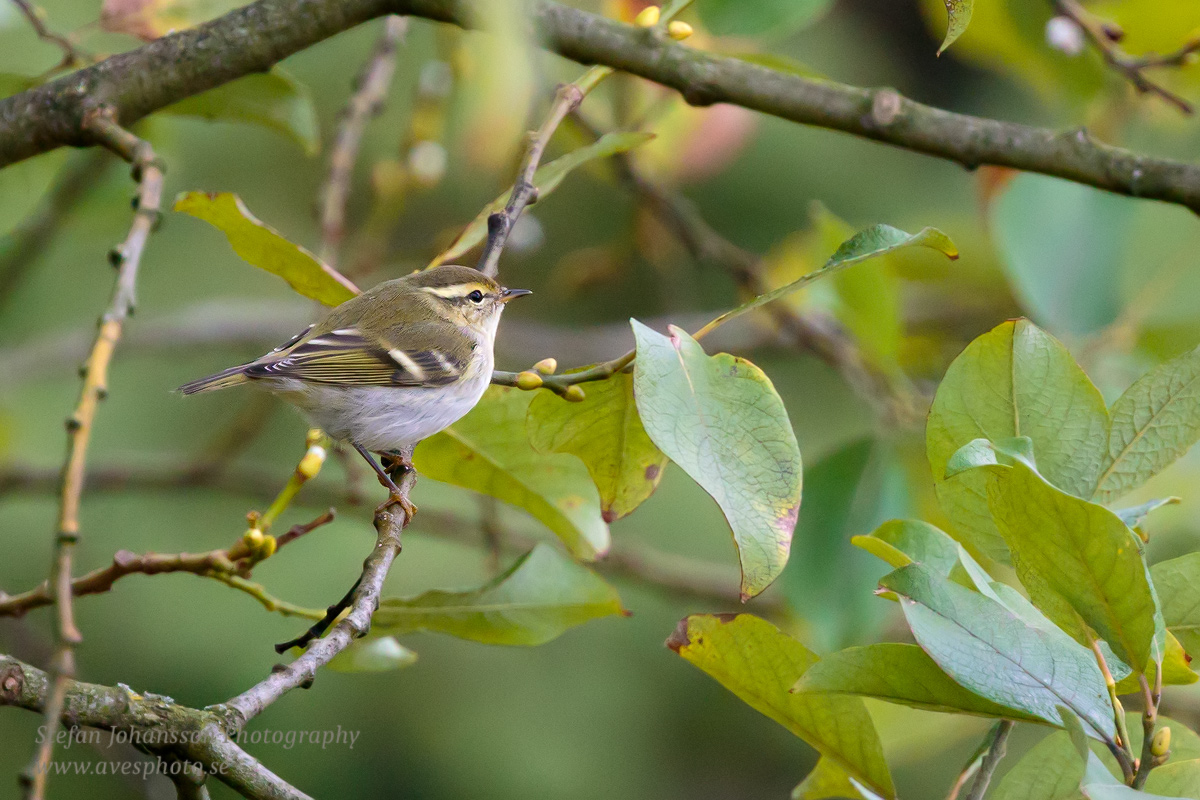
xmin=178 ymin=365 xmax=251 ymax=394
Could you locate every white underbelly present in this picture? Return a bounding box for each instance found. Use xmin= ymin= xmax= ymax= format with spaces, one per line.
xmin=274 ymin=369 xmax=490 ymax=452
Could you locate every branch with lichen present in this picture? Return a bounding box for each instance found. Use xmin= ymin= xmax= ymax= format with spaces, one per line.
xmin=0 ymin=654 xmax=311 ymax=800
xmin=2 ymin=0 xmax=1200 ymax=214
xmin=22 ymin=108 xmax=163 ymax=800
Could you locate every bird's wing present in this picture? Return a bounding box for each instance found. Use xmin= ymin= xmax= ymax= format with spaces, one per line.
xmin=245 ymin=323 xmax=470 ymax=387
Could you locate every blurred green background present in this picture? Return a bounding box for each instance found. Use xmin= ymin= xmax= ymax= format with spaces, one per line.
xmin=3 ymin=0 xmax=1200 ymax=797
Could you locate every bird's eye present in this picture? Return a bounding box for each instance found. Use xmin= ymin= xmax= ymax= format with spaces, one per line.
xmin=467 ymin=290 xmax=485 ymax=303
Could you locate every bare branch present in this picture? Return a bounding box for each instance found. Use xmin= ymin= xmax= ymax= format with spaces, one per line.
xmin=474 ymin=67 xmax=607 ymax=278
xmin=1054 ymin=0 xmax=1199 ymax=114
xmin=317 ymin=16 xmax=406 ymax=267
xmin=21 ymin=108 xmax=163 ymax=800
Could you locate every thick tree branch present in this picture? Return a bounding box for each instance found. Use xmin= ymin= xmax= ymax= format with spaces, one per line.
xmin=0 ymin=0 xmax=1199 ymax=212
xmin=0 ymin=655 xmax=310 ymax=800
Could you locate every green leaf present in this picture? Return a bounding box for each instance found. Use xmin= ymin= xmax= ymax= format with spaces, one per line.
xmin=161 ymin=69 xmax=319 ymax=155
xmin=1113 ymin=632 xmax=1197 ymax=694
xmin=1094 ymin=344 xmax=1200 ymax=503
xmin=372 ymin=544 xmax=625 ymax=645
xmin=853 ymin=519 xmax=1000 ymax=600
xmin=699 ymin=222 xmax=956 ymax=339
xmin=793 ymin=758 xmax=869 ymax=800
xmin=926 ymin=319 xmax=1109 ymax=562
xmin=414 ymin=386 xmax=610 ymax=561
xmin=430 ymin=132 xmax=654 ymax=267
xmin=1151 ymin=553 xmax=1200 ymax=657
xmin=984 ymin=460 xmax=1162 ymax=672
xmin=879 ymin=564 xmax=1116 ymax=742
xmin=326 ymin=636 xmax=417 ymax=673
xmin=989 ymin=731 xmax=1086 ymax=800
xmin=993 ymin=175 xmax=1135 ymax=337
xmin=795 ymin=642 xmax=1040 ymax=721
xmin=174 ymin=191 xmax=359 ymax=306
xmin=1144 ymin=760 xmax=1200 ymax=799
xmin=938 ymin=0 xmax=974 ymax=55
xmin=697 ymin=0 xmax=831 ymax=37
xmin=526 ymin=372 xmax=667 ymax=522
xmin=667 ymin=614 xmax=895 ymax=799
xmin=944 ymin=436 xmax=1037 ymax=479
xmin=1081 ymin=752 xmax=1178 ymax=800
xmin=631 ymin=322 xmax=801 ymax=599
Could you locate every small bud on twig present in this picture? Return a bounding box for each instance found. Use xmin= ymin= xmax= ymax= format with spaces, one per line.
xmin=564 ymin=385 xmax=586 ymax=402
xmin=516 ymin=371 xmax=544 ymax=390
xmin=635 ymin=6 xmax=660 ymax=27
xmin=533 ymin=358 xmax=558 ymax=375
xmin=667 ymin=21 xmax=693 ymax=41
xmin=1152 ymin=727 xmax=1171 ymax=757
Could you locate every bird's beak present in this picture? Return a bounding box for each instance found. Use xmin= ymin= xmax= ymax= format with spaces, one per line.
xmin=499 ymin=288 xmax=533 ymax=303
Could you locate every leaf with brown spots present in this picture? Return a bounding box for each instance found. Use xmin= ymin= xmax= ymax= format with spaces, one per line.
xmin=527 ymin=372 xmax=667 ymax=522
xmin=669 ymin=614 xmax=895 ymax=798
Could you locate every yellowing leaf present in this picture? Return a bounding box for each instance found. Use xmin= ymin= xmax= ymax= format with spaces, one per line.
xmin=161 ymin=70 xmax=320 ymax=155
xmin=631 ymin=322 xmax=801 ymax=599
xmin=414 ymin=386 xmax=610 ymax=561
xmin=527 ymin=372 xmax=667 ymax=522
xmin=372 ymin=544 xmax=625 ymax=645
xmin=174 ymin=191 xmax=359 ymax=306
xmin=668 ymin=614 xmax=895 ymax=799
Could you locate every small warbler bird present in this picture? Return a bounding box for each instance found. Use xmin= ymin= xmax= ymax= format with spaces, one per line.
xmin=180 ymin=265 xmax=531 ymax=512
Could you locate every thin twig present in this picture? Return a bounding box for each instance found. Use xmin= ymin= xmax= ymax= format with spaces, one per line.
xmin=963 ymin=721 xmax=1014 ymax=800
xmin=1091 ymin=638 xmax=1137 ymax=783
xmin=1132 ymin=667 xmax=1163 ymax=789
xmin=0 ymin=461 xmax=774 ymax=612
xmin=475 ymin=65 xmax=611 ymax=278
xmin=217 ymin=452 xmax=416 ymax=730
xmin=20 ymin=108 xmax=163 ymax=800
xmin=316 ymin=15 xmax=406 ymax=268
xmin=0 ymin=149 xmax=111 ymax=310
xmin=0 ymin=509 xmax=335 ymax=619
xmin=1054 ymin=0 xmax=1199 ymax=114
xmin=569 ymin=110 xmax=916 ymax=422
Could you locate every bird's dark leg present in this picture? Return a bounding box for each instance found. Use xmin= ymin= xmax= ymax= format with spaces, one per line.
xmin=274 ymin=576 xmax=362 ymax=654
xmin=353 ymin=443 xmax=417 ymax=520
